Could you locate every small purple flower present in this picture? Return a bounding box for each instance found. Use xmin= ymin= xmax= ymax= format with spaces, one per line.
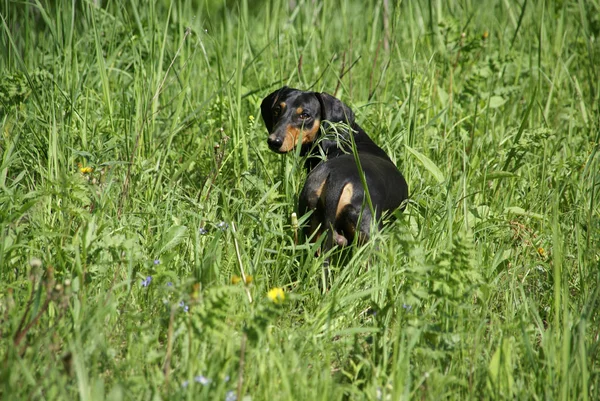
xmin=225 ymin=390 xmax=237 ymax=401
xmin=154 ymin=259 xmax=160 ymax=265
xmin=195 ymin=375 xmax=211 ymax=385
xmin=167 ymin=282 xmax=173 ymax=287
xmin=402 ymin=304 xmax=412 ymax=311
xmin=199 ymin=227 xmax=208 ymax=235
xmin=182 ymin=380 xmax=189 ymax=388
xmin=179 ymin=301 xmax=189 ymax=312
xmin=141 ymin=276 xmax=152 ymax=287
xmin=217 ymin=221 xmax=229 ymax=231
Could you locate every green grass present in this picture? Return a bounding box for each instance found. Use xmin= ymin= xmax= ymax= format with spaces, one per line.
xmin=1 ymin=0 xmax=599 ymax=399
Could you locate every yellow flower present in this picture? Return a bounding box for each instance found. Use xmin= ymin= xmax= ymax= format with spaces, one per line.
xmin=267 ymin=287 xmax=285 ymax=304
xmin=248 ymin=115 xmax=255 ymax=123
xmin=537 ymin=247 xmax=546 ymax=258
xmin=79 ymin=166 xmax=93 ymax=174
xmin=232 ymin=275 xmax=253 ymax=285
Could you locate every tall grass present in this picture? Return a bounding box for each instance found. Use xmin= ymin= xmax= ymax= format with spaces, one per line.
xmin=1 ymin=0 xmax=599 ymax=400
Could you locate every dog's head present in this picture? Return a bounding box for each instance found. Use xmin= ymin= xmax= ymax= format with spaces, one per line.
xmin=260 ymin=87 xmax=354 ymax=153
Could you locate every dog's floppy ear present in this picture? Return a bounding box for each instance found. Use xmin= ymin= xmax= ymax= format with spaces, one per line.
xmin=261 ymin=86 xmax=289 ymax=132
xmin=315 ymin=92 xmax=355 ymax=130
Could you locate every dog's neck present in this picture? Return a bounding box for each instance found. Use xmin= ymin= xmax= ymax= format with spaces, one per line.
xmin=301 ymin=123 xmax=391 ymax=171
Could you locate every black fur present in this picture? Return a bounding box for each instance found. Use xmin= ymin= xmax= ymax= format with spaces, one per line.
xmin=261 ymin=86 xmax=408 ymax=251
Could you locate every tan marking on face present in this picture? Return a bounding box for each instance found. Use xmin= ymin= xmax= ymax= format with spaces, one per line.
xmin=336 ymin=183 xmax=354 ymax=218
xmin=279 ymin=120 xmax=321 ymax=152
xmin=273 ymin=102 xmax=286 ymax=119
xmin=301 ymin=120 xmax=320 ymax=145
xmin=296 ymin=107 xmax=303 ymax=115
xmin=279 ymin=125 xmax=300 ymax=152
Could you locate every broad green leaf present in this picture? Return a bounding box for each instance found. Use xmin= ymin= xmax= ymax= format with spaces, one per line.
xmin=504 ymin=206 xmax=544 ymax=220
xmin=158 ymin=225 xmax=188 ymax=254
xmin=488 ymin=338 xmax=515 ymax=396
xmin=405 ymin=145 xmax=445 ymax=184
xmin=489 ymin=95 xmax=507 ymax=108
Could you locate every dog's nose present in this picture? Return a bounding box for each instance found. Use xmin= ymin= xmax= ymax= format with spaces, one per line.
xmin=267 ymin=135 xmax=283 ymax=150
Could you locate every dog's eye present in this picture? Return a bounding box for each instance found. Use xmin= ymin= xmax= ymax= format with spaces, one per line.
xmin=299 ymin=112 xmax=310 ymax=120
xmin=273 ymin=106 xmax=281 ymax=117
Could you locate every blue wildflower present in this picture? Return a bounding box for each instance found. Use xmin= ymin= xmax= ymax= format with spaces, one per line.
xmin=154 ymin=259 xmax=160 ymax=265
xmin=402 ymin=304 xmax=412 ymax=311
xmin=182 ymin=380 xmax=189 ymax=388
xmin=199 ymin=227 xmax=208 ymax=235
xmin=217 ymin=221 xmax=229 ymax=231
xmin=141 ymin=276 xmax=152 ymax=287
xmin=195 ymin=375 xmax=211 ymax=385
xmin=225 ymin=390 xmax=237 ymax=401
xmin=167 ymin=282 xmax=173 ymax=287
xmin=224 ymin=375 xmax=230 ymax=382
xmin=179 ymin=300 xmax=189 ymax=312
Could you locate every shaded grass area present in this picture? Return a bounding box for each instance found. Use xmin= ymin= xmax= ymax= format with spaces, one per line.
xmin=1 ymin=0 xmax=599 ymax=399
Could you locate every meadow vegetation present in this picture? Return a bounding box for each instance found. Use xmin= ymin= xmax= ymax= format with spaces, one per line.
xmin=1 ymin=0 xmax=599 ymax=399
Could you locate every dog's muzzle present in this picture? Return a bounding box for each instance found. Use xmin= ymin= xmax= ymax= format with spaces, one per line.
xmin=267 ymin=134 xmax=283 ymax=152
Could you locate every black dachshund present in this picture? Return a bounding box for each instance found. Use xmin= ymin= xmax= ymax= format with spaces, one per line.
xmin=261 ymin=86 xmax=408 ymax=252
